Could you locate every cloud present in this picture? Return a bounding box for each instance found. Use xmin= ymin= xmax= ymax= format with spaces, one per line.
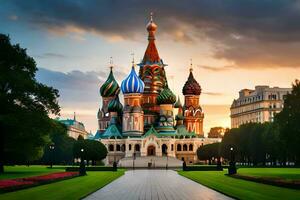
xmin=36 ymin=67 xmax=126 ymax=106
xmin=8 ymin=15 xmax=18 ymax=21
xmin=200 ymin=65 xmax=236 ymax=72
xmin=202 ymin=92 xmax=224 ymax=96
xmin=4 ymin=0 xmax=300 ymax=68
xmin=35 ymin=53 xmax=67 ymax=59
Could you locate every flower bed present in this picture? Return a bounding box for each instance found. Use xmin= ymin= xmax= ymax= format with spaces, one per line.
xmin=0 ymin=172 xmax=79 ymax=193
xmin=230 ymin=174 xmax=300 ymax=189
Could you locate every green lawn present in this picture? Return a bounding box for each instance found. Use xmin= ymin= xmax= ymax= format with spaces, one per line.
xmin=179 ymin=170 xmax=300 ymax=200
xmin=0 ymin=170 xmax=125 ymax=200
xmin=0 ymin=166 xmax=64 ymax=180
xmin=237 ymin=168 xmax=300 ymax=181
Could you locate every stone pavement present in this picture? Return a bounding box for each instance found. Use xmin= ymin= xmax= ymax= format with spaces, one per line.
xmin=84 ymin=170 xmax=232 ymax=200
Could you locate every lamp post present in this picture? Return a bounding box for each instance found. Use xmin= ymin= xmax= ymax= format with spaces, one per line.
xmin=166 ymin=154 xmax=169 ymax=170
xmin=79 ymin=148 xmax=86 ymax=176
xmin=133 ymin=152 xmax=136 ymax=170
xmin=49 ymin=143 xmax=55 ymax=168
xmin=228 ymin=147 xmax=237 ymax=175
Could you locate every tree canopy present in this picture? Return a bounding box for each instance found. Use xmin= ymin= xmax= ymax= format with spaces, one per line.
xmin=0 ymin=34 xmax=60 ymax=172
xmin=41 ymin=120 xmax=76 ymax=165
xmin=73 ymin=139 xmax=107 ymax=165
xmin=275 ymin=79 xmax=300 ymax=165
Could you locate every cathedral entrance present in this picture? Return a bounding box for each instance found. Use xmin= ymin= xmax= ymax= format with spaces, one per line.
xmin=162 ymin=144 xmax=167 ymax=156
xmin=147 ymin=145 xmax=156 ymax=156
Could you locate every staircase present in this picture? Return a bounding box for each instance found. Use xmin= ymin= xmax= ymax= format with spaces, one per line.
xmin=118 ymin=156 xmax=183 ymax=169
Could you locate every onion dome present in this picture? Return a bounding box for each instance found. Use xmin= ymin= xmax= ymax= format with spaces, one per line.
xmin=174 ymin=96 xmax=182 ymax=108
xmin=157 ymin=83 xmax=176 ymax=105
xmin=121 ymin=65 xmax=145 ymax=94
xmin=108 ymin=95 xmax=123 ymax=113
xmin=147 ymin=13 xmax=157 ymax=32
xmin=182 ymin=66 xmax=201 ymax=95
xmin=100 ymin=67 xmax=120 ymax=97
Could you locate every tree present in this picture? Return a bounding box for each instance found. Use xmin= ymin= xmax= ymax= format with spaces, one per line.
xmin=73 ymin=139 xmax=107 ymax=165
xmin=0 ymin=34 xmax=60 ymax=173
xmin=275 ymin=79 xmax=300 ymax=165
xmin=41 ymin=120 xmax=76 ymax=165
xmin=197 ymin=143 xmax=221 ymax=164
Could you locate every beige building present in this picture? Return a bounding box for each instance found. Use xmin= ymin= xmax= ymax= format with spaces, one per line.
xmin=230 ymin=86 xmax=291 ymax=128
xmin=58 ymin=114 xmax=88 ymax=139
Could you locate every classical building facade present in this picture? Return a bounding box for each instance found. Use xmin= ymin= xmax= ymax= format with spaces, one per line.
xmin=94 ymin=16 xmax=219 ymax=164
xmin=58 ymin=113 xmax=89 ymax=139
xmin=230 ymin=86 xmax=291 ymax=128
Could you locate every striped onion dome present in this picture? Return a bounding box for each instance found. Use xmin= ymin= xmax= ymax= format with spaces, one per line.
xmin=108 ymin=95 xmax=123 ymax=113
xmin=157 ymin=84 xmax=176 ymax=105
xmin=121 ymin=65 xmax=145 ymax=94
xmin=100 ymin=68 xmax=120 ymax=97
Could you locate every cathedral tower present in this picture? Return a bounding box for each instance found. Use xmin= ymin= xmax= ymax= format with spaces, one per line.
xmin=121 ymin=63 xmax=145 ymax=136
xmin=156 ymin=82 xmax=177 ymax=132
xmin=182 ymin=63 xmax=204 ymax=136
xmin=139 ymin=14 xmax=167 ymax=114
xmin=98 ymin=64 xmax=120 ymax=132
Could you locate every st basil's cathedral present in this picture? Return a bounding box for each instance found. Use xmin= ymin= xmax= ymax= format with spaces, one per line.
xmin=94 ymin=15 xmax=220 ymax=165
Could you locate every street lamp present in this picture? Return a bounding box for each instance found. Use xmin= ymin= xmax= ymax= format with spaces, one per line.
xmin=228 ymin=146 xmax=237 ymax=175
xmin=79 ymin=148 xmax=86 ymax=176
xmin=49 ymin=143 xmax=55 ymax=168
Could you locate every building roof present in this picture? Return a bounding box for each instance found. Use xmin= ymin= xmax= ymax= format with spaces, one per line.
xmin=121 ymin=65 xmax=145 ymax=94
xmin=141 ymin=14 xmax=161 ymax=65
xmin=142 ymin=126 xmax=161 ymax=138
xmin=182 ymin=66 xmax=201 ymax=95
xmin=101 ymin=124 xmax=123 ymax=139
xmin=100 ymin=67 xmax=120 ymax=97
xmin=108 ymin=95 xmax=123 ymax=113
xmin=156 ymin=83 xmax=176 ymax=105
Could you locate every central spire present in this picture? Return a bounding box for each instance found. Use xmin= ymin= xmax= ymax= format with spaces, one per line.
xmin=141 ymin=13 xmax=160 ymax=65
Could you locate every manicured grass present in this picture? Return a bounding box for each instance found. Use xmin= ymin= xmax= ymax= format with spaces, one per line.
xmin=0 ymin=170 xmax=125 ymax=200
xmin=237 ymin=168 xmax=300 ymax=181
xmin=0 ymin=166 xmax=64 ymax=180
xmin=178 ymin=170 xmax=300 ymax=200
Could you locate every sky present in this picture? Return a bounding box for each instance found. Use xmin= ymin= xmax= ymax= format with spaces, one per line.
xmin=1 ymin=0 xmax=299 ymax=135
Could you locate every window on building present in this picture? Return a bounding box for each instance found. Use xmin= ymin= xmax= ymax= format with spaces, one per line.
xmin=189 ymin=144 xmax=193 ymax=151
xmin=109 ymin=144 xmax=114 ymax=151
xmin=177 ymin=144 xmax=182 ymax=151
xmin=116 ymin=144 xmax=121 ymax=151
xmin=135 ymin=144 xmax=140 ymax=152
xmin=129 ymin=144 xmax=132 ymax=151
xmin=183 ymin=144 xmax=187 ymax=151
xmin=171 ymin=144 xmax=174 ymax=151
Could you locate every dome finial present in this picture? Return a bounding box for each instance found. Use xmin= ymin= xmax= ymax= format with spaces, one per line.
xmin=150 ymin=12 xmax=153 ymax=22
xmin=190 ymin=58 xmax=193 ymax=72
xmin=109 ymin=56 xmax=114 ymax=70
xmin=131 ymin=52 xmax=135 ymax=68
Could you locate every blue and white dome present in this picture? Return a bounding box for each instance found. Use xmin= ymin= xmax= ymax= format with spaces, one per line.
xmin=121 ymin=65 xmax=145 ymax=94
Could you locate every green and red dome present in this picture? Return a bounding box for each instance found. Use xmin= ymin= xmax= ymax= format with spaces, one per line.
xmin=100 ymin=68 xmax=120 ymax=97
xmin=157 ymin=84 xmax=176 ymax=105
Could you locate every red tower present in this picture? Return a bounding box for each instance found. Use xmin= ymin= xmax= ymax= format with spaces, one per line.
xmin=182 ymin=63 xmax=204 ymax=137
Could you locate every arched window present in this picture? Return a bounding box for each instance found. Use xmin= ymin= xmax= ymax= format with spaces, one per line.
xmin=129 ymin=144 xmax=132 ymax=151
xmin=135 ymin=144 xmax=140 ymax=152
xmin=183 ymin=144 xmax=187 ymax=151
xmin=177 ymin=144 xmax=182 ymax=151
xmin=109 ymin=144 xmax=114 ymax=151
xmin=189 ymin=144 xmax=193 ymax=151
xmin=171 ymin=144 xmax=174 ymax=151
xmin=116 ymin=144 xmax=121 ymax=151
xmin=121 ymin=144 xmax=126 ymax=152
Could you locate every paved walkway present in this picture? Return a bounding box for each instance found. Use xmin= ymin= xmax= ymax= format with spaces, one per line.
xmin=84 ymin=170 xmax=232 ymax=200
